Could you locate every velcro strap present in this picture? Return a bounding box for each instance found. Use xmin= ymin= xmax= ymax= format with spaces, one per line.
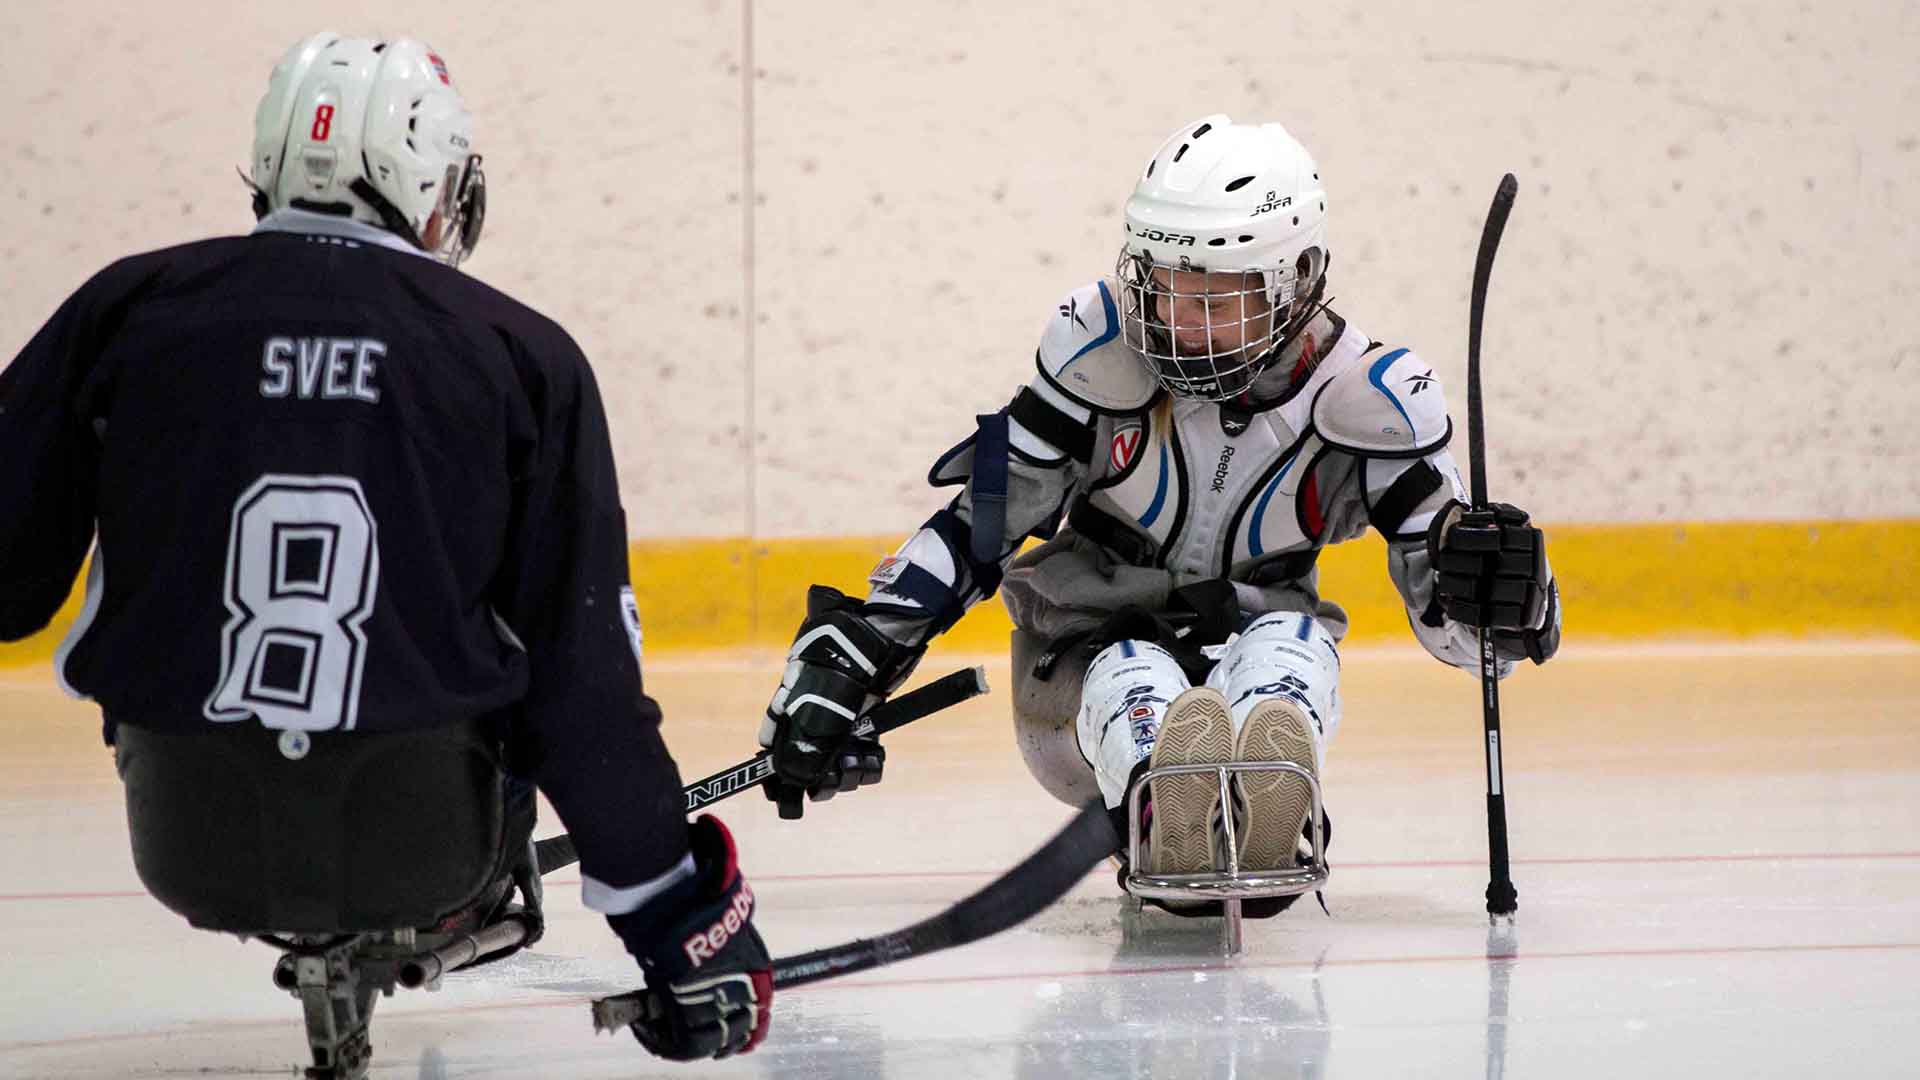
xmin=1066 ymin=495 xmax=1157 ymax=566
xmin=970 ymin=412 xmax=1010 ymax=565
xmin=1009 ymin=387 xmax=1095 ymax=463
xmin=1368 ymin=459 xmax=1445 ymax=537
xmin=928 ymin=506 xmax=1005 ymax=597
xmin=1243 ymin=548 xmax=1321 ymax=587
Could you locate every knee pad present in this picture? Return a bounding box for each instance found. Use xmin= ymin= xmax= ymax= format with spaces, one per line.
xmin=1009 ymin=631 xmax=1102 ymax=807
xmin=1077 ymin=639 xmax=1192 ymax=808
xmin=1204 ymin=612 xmax=1342 ymax=760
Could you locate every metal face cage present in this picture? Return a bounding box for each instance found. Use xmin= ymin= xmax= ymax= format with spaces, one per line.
xmin=1115 ymin=250 xmax=1301 ymax=402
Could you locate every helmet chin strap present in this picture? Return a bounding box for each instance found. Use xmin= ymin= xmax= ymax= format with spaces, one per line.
xmin=238 ymin=168 xmax=272 ymax=222
xmin=348 ymin=176 xmax=427 ymax=250
xmin=1237 ymin=281 xmax=1335 ymax=407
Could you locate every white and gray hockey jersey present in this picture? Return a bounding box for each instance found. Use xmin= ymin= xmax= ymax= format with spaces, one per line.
xmin=862 ymin=277 xmax=1518 ymax=674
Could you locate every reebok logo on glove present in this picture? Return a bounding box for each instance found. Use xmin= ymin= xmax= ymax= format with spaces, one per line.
xmin=682 ymin=882 xmax=756 ymax=966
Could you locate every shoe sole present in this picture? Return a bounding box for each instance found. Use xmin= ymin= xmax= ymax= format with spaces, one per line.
xmin=1147 ymin=687 xmax=1235 ymax=875
xmin=1232 ymin=698 xmax=1319 ymax=872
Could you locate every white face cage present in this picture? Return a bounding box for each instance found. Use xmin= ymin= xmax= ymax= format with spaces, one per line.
xmin=1115 ymin=248 xmax=1310 ymax=402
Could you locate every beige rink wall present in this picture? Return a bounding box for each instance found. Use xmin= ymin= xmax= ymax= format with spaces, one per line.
xmin=2 ymin=1 xmax=1917 ymax=652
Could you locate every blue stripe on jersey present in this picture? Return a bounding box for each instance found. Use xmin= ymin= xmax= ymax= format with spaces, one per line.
xmin=1295 ymin=614 xmax=1314 ymax=641
xmin=1059 ymin=282 xmax=1122 ymax=371
xmin=1138 ymin=439 xmax=1171 ymax=528
xmin=1121 ymin=640 xmax=1136 ymax=658
xmin=1367 ymin=348 xmax=1416 ymax=438
xmin=1247 ymin=451 xmax=1301 ymax=558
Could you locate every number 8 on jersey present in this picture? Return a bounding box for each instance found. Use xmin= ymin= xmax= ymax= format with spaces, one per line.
xmin=204 ymin=474 xmax=380 ymax=733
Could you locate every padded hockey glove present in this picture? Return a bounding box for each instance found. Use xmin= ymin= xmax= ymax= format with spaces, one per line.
xmin=606 ymin=816 xmax=772 ymax=1061
xmin=760 ymin=586 xmax=922 ymax=816
xmin=1426 ymin=500 xmax=1561 ymax=664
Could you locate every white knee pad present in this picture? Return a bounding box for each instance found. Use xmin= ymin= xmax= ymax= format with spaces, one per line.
xmin=1076 ymin=639 xmax=1192 ymax=809
xmin=1204 ymin=612 xmax=1342 ymax=767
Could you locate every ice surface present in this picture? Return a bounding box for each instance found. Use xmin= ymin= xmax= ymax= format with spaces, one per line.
xmin=4 ymin=643 xmax=1917 ymax=1078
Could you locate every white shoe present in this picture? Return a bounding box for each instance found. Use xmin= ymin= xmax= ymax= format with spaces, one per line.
xmin=1230 ymin=697 xmax=1319 ymax=872
xmin=1146 ymin=687 xmax=1235 ymax=875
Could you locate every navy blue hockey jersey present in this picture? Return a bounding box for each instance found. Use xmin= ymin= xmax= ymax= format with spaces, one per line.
xmin=0 ymin=212 xmax=688 ymax=896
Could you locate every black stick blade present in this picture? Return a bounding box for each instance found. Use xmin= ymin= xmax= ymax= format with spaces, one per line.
xmin=770 ymin=800 xmax=1116 ymax=989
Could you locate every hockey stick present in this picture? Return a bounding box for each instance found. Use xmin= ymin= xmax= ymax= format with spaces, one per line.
xmin=534 ymin=666 xmax=990 ymax=875
xmin=590 ymin=799 xmax=1118 ymax=1030
xmin=1468 ymin=173 xmax=1520 ymax=921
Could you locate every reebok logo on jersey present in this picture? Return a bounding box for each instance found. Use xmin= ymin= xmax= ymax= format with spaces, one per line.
xmin=1405 ymin=369 xmax=1435 ymax=395
xmin=1060 ymin=297 xmax=1090 ymax=332
xmin=1211 ymin=445 xmax=1236 ymax=493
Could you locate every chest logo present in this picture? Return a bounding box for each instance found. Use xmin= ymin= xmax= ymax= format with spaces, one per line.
xmin=1211 ymin=445 xmax=1236 ymax=493
xmin=1110 ymin=423 xmax=1145 ymax=473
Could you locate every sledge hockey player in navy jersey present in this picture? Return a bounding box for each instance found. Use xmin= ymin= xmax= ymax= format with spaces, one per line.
xmin=761 ymin=116 xmax=1561 ymax=913
xmin=0 ymin=33 xmax=767 ymax=1062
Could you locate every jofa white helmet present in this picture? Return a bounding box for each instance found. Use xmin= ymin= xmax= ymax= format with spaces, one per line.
xmin=1116 ymin=115 xmax=1330 ymax=401
xmin=249 ymin=32 xmax=485 ymax=266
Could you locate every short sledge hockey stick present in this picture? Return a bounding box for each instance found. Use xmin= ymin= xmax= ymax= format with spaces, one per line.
xmin=534 ymin=666 xmax=989 ymax=875
xmin=591 ymin=798 xmax=1119 ymax=1031
xmin=1467 ymin=173 xmax=1520 ymax=921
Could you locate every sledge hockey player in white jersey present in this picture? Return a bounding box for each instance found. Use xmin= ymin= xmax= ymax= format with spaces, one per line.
xmin=760 ymin=116 xmax=1561 ymax=913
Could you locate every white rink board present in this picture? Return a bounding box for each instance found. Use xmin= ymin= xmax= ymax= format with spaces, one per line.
xmin=4 ymin=1 xmax=1918 ymax=537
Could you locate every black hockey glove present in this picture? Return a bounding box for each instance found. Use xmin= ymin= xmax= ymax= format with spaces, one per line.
xmin=760 ymin=585 xmax=921 ymax=818
xmin=606 ymin=816 xmax=772 ymax=1061
xmin=1426 ymin=500 xmax=1561 ymax=664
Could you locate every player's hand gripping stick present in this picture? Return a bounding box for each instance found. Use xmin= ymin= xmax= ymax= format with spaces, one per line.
xmin=533 ymin=666 xmax=989 ymax=875
xmin=593 ymin=799 xmax=1119 ymax=1033
xmin=1464 ymin=173 xmax=1521 ymax=921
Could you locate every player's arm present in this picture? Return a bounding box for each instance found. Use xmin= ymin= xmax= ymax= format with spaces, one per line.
xmin=0 ymin=259 xmax=157 ymax=640
xmin=759 ymin=284 xmax=1122 ymax=807
xmin=492 ymin=331 xmax=768 ymax=1059
xmin=1322 ymin=346 xmax=1560 ymax=675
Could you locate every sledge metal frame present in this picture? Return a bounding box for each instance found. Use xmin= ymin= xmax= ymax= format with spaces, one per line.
xmin=1124 ymin=760 xmax=1329 ymax=956
xmin=264 ymin=919 xmax=532 ymax=1080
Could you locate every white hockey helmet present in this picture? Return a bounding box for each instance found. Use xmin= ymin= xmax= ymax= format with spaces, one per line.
xmin=249 ymin=32 xmax=485 ymax=266
xmin=1116 ymin=115 xmax=1330 ymax=401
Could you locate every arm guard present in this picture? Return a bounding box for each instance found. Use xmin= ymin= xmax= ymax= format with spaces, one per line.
xmin=1318 ymin=345 xmax=1552 ymax=674
xmin=862 ymin=284 xmax=1135 ymax=646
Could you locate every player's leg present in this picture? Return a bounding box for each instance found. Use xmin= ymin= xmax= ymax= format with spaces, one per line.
xmin=1204 ymin=611 xmax=1342 ymax=871
xmin=1074 ymin=638 xmax=1233 ymax=874
xmin=114 ymin=720 xmax=510 ymax=933
xmin=1010 ymin=630 xmax=1104 ymax=807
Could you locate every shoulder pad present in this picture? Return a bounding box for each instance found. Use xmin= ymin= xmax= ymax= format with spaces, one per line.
xmin=1034 ymin=279 xmax=1157 ymax=414
xmin=1310 ymin=345 xmax=1452 ymax=457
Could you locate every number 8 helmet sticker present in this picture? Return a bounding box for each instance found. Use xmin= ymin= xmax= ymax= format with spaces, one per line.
xmin=205 ymin=475 xmax=380 ymax=733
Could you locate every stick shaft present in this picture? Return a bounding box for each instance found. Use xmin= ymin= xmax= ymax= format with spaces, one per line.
xmin=535 ymin=666 xmax=989 ymax=875
xmin=1468 ymin=174 xmax=1520 ymax=919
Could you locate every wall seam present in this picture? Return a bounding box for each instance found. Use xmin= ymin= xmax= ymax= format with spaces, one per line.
xmin=742 ymin=0 xmax=760 ymax=633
